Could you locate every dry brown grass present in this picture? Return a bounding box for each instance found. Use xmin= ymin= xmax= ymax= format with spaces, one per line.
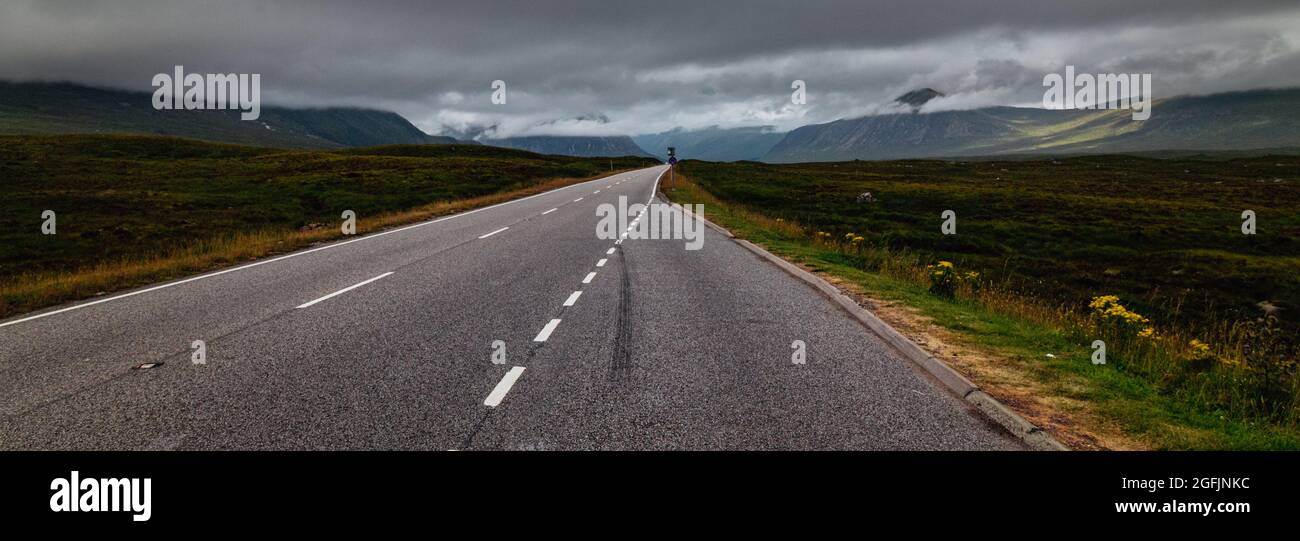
xmin=1 ymin=171 xmax=632 ymax=318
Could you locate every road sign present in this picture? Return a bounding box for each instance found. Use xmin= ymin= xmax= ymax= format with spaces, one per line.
xmin=666 ymin=147 xmax=678 ymax=187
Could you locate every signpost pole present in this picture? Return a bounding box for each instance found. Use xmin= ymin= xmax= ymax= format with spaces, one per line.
xmin=666 ymin=147 xmax=677 ymax=189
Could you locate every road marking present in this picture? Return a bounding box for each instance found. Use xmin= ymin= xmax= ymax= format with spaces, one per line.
xmin=534 ymin=318 xmax=562 ymax=342
xmin=596 ymin=258 xmax=607 ymax=267
xmin=542 ymin=208 xmax=557 ymax=215
xmin=574 ymin=197 xmax=584 ymax=202
xmin=594 ymin=190 xmax=601 ymax=194
xmin=483 ymin=366 xmax=526 ymax=407
xmin=296 ymin=272 xmax=393 ymax=309
xmin=0 ymin=166 xmax=660 ymax=329
xmin=478 ymin=227 xmax=508 ymax=239
xmin=563 ymin=291 xmax=582 ymax=306
xmin=606 ymin=247 xmax=615 ymax=255
xmin=583 ymin=272 xmax=597 ymax=283
xmin=648 ymin=167 xmax=665 ymax=205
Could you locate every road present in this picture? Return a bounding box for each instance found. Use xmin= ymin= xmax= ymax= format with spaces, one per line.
xmin=0 ymin=165 xmax=1021 ymax=450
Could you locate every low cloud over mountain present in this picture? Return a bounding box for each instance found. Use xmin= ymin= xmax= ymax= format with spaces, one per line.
xmin=4 ymin=1 xmax=1300 ymax=139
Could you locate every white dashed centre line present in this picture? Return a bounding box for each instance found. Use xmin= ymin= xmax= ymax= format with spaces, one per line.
xmin=563 ymin=291 xmax=582 ymax=306
xmin=296 ymin=272 xmax=394 ymax=309
xmin=606 ymin=247 xmax=615 ymax=255
xmin=483 ymin=366 xmax=526 ymax=407
xmin=596 ymin=258 xmax=607 ymax=267
xmin=583 ymin=272 xmax=597 ymax=284
xmin=478 ymin=227 xmax=508 ymax=239
xmin=534 ymin=318 xmax=562 ymax=342
xmin=594 ymin=190 xmax=601 ymax=194
xmin=542 ymin=208 xmax=557 ymax=215
xmin=0 ymin=167 xmax=647 ymax=329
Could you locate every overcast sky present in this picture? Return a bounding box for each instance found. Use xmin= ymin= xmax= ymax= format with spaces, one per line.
xmin=3 ymin=0 xmax=1300 ymax=138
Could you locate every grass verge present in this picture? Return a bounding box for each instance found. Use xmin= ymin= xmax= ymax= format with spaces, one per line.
xmin=1 ymin=134 xmax=657 ymax=318
xmin=663 ymin=172 xmax=1300 ymax=450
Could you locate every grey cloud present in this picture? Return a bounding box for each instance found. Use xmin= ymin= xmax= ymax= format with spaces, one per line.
xmin=2 ymin=0 xmax=1299 ymax=136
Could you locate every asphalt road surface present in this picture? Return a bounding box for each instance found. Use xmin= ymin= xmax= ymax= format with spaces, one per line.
xmin=0 ymin=165 xmax=1021 ymax=450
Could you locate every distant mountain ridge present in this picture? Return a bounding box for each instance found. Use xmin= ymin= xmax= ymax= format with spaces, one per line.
xmin=0 ymin=81 xmax=464 ymax=148
xmin=483 ymin=135 xmax=653 ymax=158
xmin=764 ymin=87 xmax=1300 ymax=162
xmin=895 ymin=88 xmax=944 ymax=113
xmin=9 ymin=81 xmax=1299 ymax=162
xmin=633 ymin=126 xmax=786 ymax=162
xmin=0 ymin=81 xmax=653 ymax=158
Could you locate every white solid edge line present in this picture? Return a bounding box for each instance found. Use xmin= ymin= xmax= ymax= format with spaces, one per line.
xmin=533 ymin=318 xmax=562 ymax=342
xmin=648 ymin=166 xmax=665 ymax=205
xmin=563 ymin=291 xmax=582 ymax=307
xmin=582 ymin=272 xmax=597 ymax=284
xmin=483 ymin=366 xmax=526 ymax=407
xmin=0 ymin=165 xmax=665 ymax=329
xmin=596 ymin=258 xmax=607 ymax=267
xmin=606 ymin=247 xmax=615 ymax=254
xmin=542 ymin=208 xmax=557 ymax=215
xmin=478 ymin=226 xmax=509 ymax=239
xmin=296 ymin=272 xmax=394 ymax=309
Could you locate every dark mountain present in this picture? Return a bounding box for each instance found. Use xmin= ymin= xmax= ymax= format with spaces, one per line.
xmin=895 ymin=88 xmax=944 ymax=112
xmin=633 ymin=126 xmax=787 ymax=162
xmin=0 ymin=81 xmax=461 ymax=148
xmin=764 ymin=88 xmax=1300 ymax=162
xmin=483 ymin=135 xmax=654 ymax=157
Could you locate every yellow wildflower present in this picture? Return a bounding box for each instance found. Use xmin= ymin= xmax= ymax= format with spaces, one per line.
xmin=1088 ymin=295 xmax=1121 ymax=311
xmin=1187 ymin=339 xmax=1214 ymax=362
xmin=1089 ymin=295 xmax=1149 ymax=326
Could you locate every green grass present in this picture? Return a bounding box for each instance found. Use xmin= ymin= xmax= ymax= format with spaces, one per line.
xmin=678 ymin=156 xmax=1300 ymax=334
xmin=0 ymin=134 xmax=659 ymax=317
xmin=665 ymin=158 xmax=1300 ymax=450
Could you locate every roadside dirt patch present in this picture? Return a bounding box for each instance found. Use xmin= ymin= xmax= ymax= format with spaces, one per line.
xmin=816 ymin=272 xmax=1147 ymax=451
